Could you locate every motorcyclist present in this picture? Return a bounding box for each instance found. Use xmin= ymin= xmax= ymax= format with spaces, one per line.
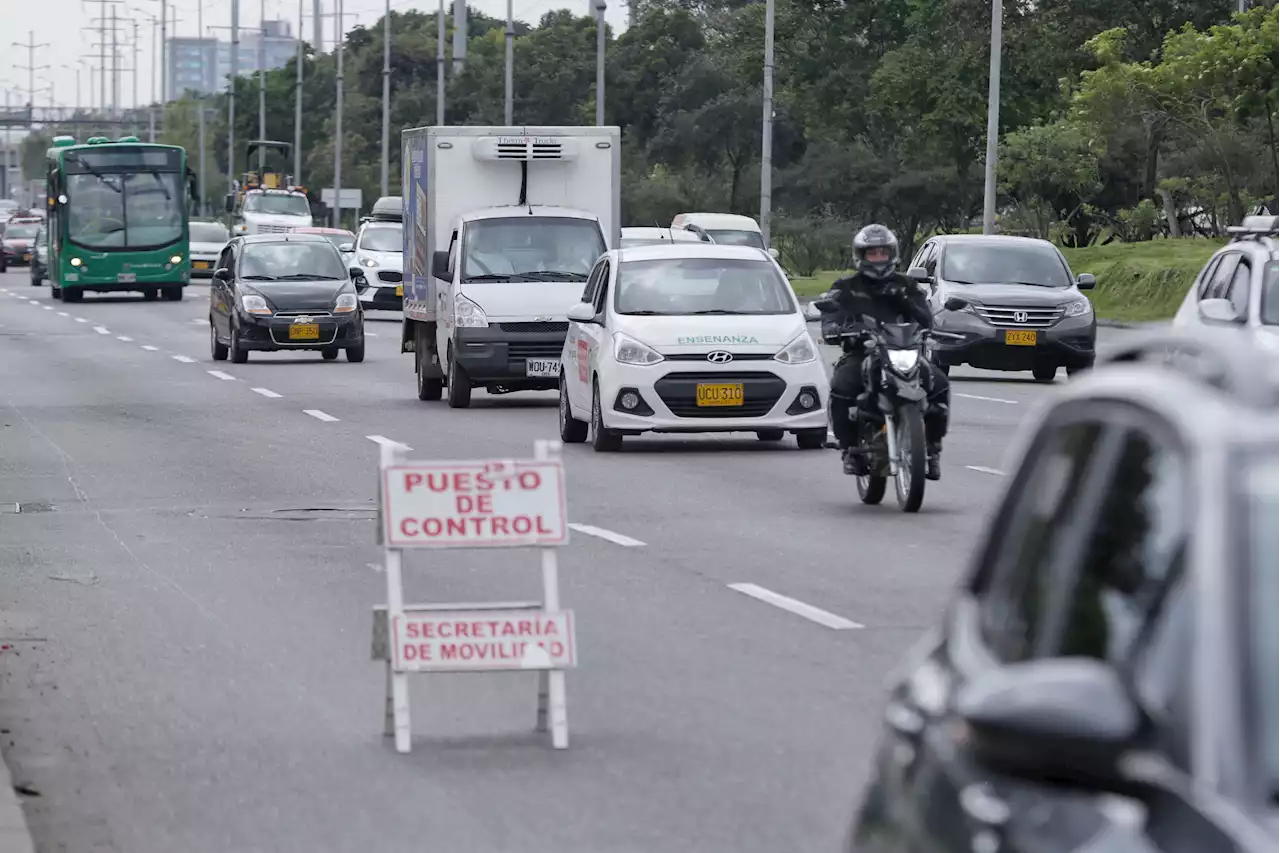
xmin=821 ymin=224 xmax=950 ymax=481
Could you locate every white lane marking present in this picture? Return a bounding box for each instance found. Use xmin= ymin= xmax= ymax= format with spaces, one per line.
xmin=728 ymin=582 xmax=864 ymax=630
xmin=141 ymin=345 xmax=159 ymax=351
xmin=966 ymin=465 xmax=1005 ymax=476
xmin=116 ymin=335 xmax=133 ymax=341
xmin=42 ymin=305 xmax=52 ymax=310
xmin=568 ymin=523 xmax=646 ymax=547
xmin=93 ymin=326 xmax=110 ymax=335
xmin=956 ymin=392 xmax=1017 ymax=405
xmin=191 ymin=318 xmax=206 ymax=324
xmin=172 ymin=355 xmax=196 ymax=363
xmin=366 ymin=331 xmax=379 ymax=337
xmin=366 ymin=434 xmax=411 ymax=451
xmin=207 ymin=370 xmax=237 ymax=381
xmin=74 ymin=317 xmax=87 ymax=323
xmin=57 ymin=312 xmax=69 ymax=317
xmin=251 ymin=387 xmax=282 ymax=398
xmin=304 ymin=409 xmax=339 ymax=422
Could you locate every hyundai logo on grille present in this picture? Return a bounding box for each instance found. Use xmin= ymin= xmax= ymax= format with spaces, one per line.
xmin=707 ymin=350 xmax=734 ymax=364
xmin=1013 ymin=310 xmax=1029 ymax=323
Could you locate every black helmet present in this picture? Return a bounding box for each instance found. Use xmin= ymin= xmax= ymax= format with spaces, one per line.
xmin=852 ymin=224 xmax=900 ymax=281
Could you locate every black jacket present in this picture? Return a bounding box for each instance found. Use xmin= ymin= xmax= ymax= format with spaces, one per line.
xmin=824 ymin=271 xmax=933 ymax=330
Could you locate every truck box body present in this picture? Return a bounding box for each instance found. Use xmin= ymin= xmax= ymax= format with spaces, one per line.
xmin=401 ymin=125 xmax=621 ymax=324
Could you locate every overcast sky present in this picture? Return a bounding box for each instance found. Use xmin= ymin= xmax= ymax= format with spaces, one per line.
xmin=3 ymin=0 xmax=631 ymax=110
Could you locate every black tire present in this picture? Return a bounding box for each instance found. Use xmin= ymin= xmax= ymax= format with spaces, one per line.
xmin=229 ymin=322 xmax=248 ymax=363
xmin=856 ymin=473 xmax=887 ymax=505
xmin=63 ymin=287 xmax=82 ymax=303
xmin=163 ymin=286 xmax=184 ymax=302
xmin=210 ymin=320 xmax=228 ymax=361
xmin=756 ymin=429 xmax=786 ymax=442
xmin=1032 ymin=365 xmax=1057 ymax=383
xmin=559 ymin=373 xmax=588 ymax=443
xmin=322 ymin=347 xmax=339 ymax=360
xmin=143 ymin=288 xmax=159 ymax=301
xmin=893 ymin=406 xmax=927 ymax=513
xmin=796 ymin=428 xmax=827 ymax=450
xmin=590 ymin=382 xmax=622 ymax=452
xmin=416 ymin=345 xmax=442 ymax=401
xmin=446 ymin=350 xmax=471 ymax=408
xmin=30 ymin=271 xmax=40 ymax=286
xmin=50 ymin=284 xmax=61 ymax=300
xmin=1066 ymin=364 xmax=1091 ymax=378
xmin=346 ymin=342 xmax=365 ymax=363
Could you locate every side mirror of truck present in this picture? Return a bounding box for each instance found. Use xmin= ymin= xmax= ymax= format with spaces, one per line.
xmin=431 ymin=250 xmax=451 ymax=282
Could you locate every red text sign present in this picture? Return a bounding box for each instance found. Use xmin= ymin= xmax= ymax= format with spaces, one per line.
xmin=391 ymin=610 xmax=576 ymax=672
xmin=381 ymin=460 xmax=568 ymax=548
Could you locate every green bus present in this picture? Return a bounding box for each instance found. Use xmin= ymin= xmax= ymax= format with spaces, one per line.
xmin=45 ymin=135 xmax=198 ymax=302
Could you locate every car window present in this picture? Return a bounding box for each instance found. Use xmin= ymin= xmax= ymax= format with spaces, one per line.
xmin=614 ymin=257 xmax=793 ymax=316
xmin=1238 ymin=453 xmax=1277 ymax=799
xmin=941 ymin=243 xmax=1071 ymax=287
xmin=592 ymin=262 xmax=611 ymax=314
xmin=705 ymin=229 xmax=766 ymax=249
xmin=1206 ymin=253 xmax=1240 ymax=300
xmin=190 ymin=222 xmax=230 ymax=243
xmin=582 ymin=258 xmax=606 ymax=304
xmin=1194 ymin=256 xmax=1222 ymax=299
xmin=1261 ymin=262 xmax=1277 ymax=326
xmin=359 ymin=224 xmax=402 ymax=252
xmin=1052 ymin=427 xmax=1187 ymax=662
xmin=977 ymin=419 xmax=1108 ymax=662
xmin=1225 ymin=258 xmax=1251 ymax=318
xmin=921 ymin=243 xmax=939 ymax=275
xmin=239 ymin=242 xmax=346 ymax=280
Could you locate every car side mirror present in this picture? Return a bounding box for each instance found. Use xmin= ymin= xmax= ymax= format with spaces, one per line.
xmin=339 ymin=242 xmax=354 ymax=253
xmin=349 ymin=266 xmax=365 ymax=281
xmin=1198 ymin=297 xmax=1243 ymax=323
xmin=944 ymin=296 xmax=969 ymax=312
xmin=431 ymin=249 xmax=451 ymax=282
xmin=803 ymin=302 xmax=822 ymax=320
xmin=767 ymin=247 xmax=780 ymax=259
xmin=1076 ymin=273 xmax=1096 ymax=290
xmin=567 ymin=302 xmax=600 ymax=324
xmin=955 ymin=658 xmax=1140 ymax=790
xmin=811 ymin=298 xmax=838 ymax=314
xmin=906 ymin=265 xmax=932 ymax=284
xmin=213 ymin=267 xmax=231 ymax=281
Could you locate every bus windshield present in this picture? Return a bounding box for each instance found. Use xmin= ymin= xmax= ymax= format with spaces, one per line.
xmin=65 ymin=171 xmax=184 ymax=249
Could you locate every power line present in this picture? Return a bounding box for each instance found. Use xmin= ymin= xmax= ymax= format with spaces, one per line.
xmin=11 ymin=31 xmax=51 ymax=109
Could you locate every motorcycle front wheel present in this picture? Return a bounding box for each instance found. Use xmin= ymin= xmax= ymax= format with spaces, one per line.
xmin=894 ymin=405 xmax=927 ymax=513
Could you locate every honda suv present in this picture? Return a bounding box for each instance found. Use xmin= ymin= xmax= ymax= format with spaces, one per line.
xmin=907 ymin=235 xmax=1097 ymax=382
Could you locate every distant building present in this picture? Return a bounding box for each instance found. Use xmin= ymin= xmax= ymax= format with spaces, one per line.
xmin=166 ymin=20 xmax=298 ymax=101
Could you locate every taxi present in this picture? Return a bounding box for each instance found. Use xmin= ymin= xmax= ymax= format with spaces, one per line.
xmin=558 ymin=243 xmax=830 ymax=451
xmin=2 ymin=217 xmax=43 ymax=267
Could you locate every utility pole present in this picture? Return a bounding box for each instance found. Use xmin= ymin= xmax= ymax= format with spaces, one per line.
xmin=759 ymin=0 xmax=774 ymax=245
xmin=594 ymin=0 xmax=606 ymax=126
xmin=230 ymin=0 xmax=240 ymax=197
xmin=981 ymin=0 xmax=1002 ymax=234
xmin=333 ymin=0 xmax=344 ymax=227
xmin=451 ymin=0 xmax=466 ymax=73
xmin=131 ymin=19 xmax=140 ymax=111
xmin=259 ymin=0 xmax=267 ymax=172
xmin=11 ymin=31 xmax=51 ymax=113
xmin=295 ymin=0 xmax=304 ymax=185
xmin=380 ymin=0 xmax=390 ymax=196
xmin=313 ymin=0 xmax=323 ymax=53
xmin=436 ymin=0 xmax=445 ymax=124
xmin=504 ymin=0 xmax=514 ymax=124
xmin=197 ymin=0 xmax=206 ymax=216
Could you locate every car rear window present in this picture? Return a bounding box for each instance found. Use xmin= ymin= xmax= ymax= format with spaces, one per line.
xmin=942 ymin=243 xmax=1072 ymax=287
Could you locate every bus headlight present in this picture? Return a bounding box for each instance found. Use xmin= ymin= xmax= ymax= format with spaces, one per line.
xmin=170 ymin=255 xmax=183 ymax=264
xmin=70 ymin=257 xmax=82 ymax=267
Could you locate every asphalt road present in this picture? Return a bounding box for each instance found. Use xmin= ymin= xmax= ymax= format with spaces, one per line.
xmin=0 ymin=272 xmax=1146 ymax=853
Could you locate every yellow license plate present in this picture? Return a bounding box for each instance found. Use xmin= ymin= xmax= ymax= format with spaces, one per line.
xmin=1005 ymin=329 xmax=1038 ymax=346
xmin=696 ymin=383 xmax=744 ymax=407
xmin=395 ymin=284 xmax=403 ymax=296
xmin=289 ymin=323 xmax=320 ymax=340
xmin=193 ymin=260 xmax=210 ymax=269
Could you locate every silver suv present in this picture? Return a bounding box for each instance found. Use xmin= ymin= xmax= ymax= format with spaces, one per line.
xmin=1173 ymin=215 xmax=1278 ymax=355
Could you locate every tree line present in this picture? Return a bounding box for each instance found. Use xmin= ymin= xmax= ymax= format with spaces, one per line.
xmin=26 ymin=0 xmax=1278 ymax=272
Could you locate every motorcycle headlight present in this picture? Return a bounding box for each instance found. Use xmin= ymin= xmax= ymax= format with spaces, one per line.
xmin=613 ymin=332 xmax=665 ymax=366
xmin=1064 ymin=298 xmax=1093 ymax=317
xmin=454 ymin=293 xmax=488 ymax=327
xmin=887 ymin=349 xmax=920 ymax=373
xmin=241 ymin=294 xmax=272 ymax=315
xmin=334 ymin=293 xmax=358 ymax=313
xmin=773 ymin=331 xmax=818 ymax=365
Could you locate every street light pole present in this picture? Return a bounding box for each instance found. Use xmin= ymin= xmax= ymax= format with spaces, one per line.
xmin=294 ymin=0 xmax=303 ymax=186
xmin=593 ymin=0 xmax=605 ymax=126
xmin=197 ymin=0 xmax=206 ymax=215
xmin=380 ymin=0 xmax=390 ymax=196
xmin=759 ymin=0 xmax=774 ymax=245
xmin=504 ymin=0 xmax=513 ymax=124
xmin=981 ymin=0 xmax=1002 ymax=234
xmin=333 ymin=0 xmax=344 ymax=227
xmin=436 ymin=0 xmax=445 ymax=124
xmin=259 ymin=0 xmax=267 ymax=173
xmin=230 ymin=0 xmax=239 ymax=199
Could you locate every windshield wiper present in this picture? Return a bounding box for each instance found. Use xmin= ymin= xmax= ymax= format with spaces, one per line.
xmin=463 ymin=274 xmax=512 ymax=282
xmin=241 ymin=274 xmax=277 ymax=280
xmin=148 ymin=169 xmax=171 ymax=200
xmin=514 ymin=271 xmax=590 ymax=281
xmin=276 ymin=273 xmax=341 ymax=280
xmin=687 ymin=309 xmax=738 ymax=315
xmin=620 ymin=310 xmax=671 ymax=315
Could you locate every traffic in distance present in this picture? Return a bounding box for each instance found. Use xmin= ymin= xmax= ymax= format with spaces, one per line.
xmin=1 ymin=125 xmax=1275 ymax=853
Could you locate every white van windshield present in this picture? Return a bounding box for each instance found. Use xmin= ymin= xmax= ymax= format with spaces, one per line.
xmin=706 ymin=229 xmax=765 ymax=249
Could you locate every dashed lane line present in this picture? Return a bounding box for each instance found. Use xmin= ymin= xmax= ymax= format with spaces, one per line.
xmin=74 ymin=317 xmax=87 ymax=323
xmin=728 ymin=582 xmax=864 ymax=630
xmin=366 ymin=435 xmax=411 ymax=452
xmin=304 ymin=409 xmax=339 ymax=422
xmin=956 ymin=392 xmax=1018 ymax=405
xmin=251 ymin=388 xmax=282 ymax=398
xmin=965 ymin=465 xmax=1005 ymax=476
xmin=93 ymin=326 xmax=110 ymax=335
xmin=141 ymin=345 xmax=159 ymax=351
xmin=568 ymin=523 xmax=646 ymax=547
xmin=172 ymin=355 xmax=196 ymax=363
xmin=207 ymin=370 xmax=237 ymax=381
xmin=56 ymin=312 xmax=69 ymax=317
xmin=117 ymin=335 xmax=133 ymax=342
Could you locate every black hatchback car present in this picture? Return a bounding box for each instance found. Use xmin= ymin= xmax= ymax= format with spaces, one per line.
xmin=209 ymin=234 xmax=366 ymax=363
xmin=907 ymin=235 xmax=1097 ymax=382
xmin=847 ymin=330 xmax=1277 ymax=853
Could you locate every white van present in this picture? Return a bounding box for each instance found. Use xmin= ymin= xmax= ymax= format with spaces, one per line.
xmin=671 ymin=212 xmax=774 ymax=256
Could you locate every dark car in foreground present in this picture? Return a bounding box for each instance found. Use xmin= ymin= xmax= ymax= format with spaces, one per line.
xmin=209 ymin=233 xmax=366 ymax=364
xmin=847 ymin=330 xmax=1277 ymax=853
xmin=907 ymin=235 xmax=1097 ymax=382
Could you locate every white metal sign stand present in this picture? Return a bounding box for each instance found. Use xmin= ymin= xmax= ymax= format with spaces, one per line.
xmin=374 ymin=439 xmax=572 ymax=754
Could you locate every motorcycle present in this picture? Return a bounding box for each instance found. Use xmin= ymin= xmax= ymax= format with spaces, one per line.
xmin=813 ymin=296 xmax=933 ymax=513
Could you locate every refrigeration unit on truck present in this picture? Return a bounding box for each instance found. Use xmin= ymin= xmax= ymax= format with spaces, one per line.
xmin=400 ymin=125 xmax=621 ymax=407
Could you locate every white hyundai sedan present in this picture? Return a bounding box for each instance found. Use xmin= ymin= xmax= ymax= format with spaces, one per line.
xmin=558 ymin=243 xmax=830 ymax=451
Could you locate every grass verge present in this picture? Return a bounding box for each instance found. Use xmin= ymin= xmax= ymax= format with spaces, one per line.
xmin=788 ymin=238 xmax=1226 ymax=323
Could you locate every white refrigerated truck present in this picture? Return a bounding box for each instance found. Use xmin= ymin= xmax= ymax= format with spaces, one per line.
xmin=400 ymin=126 xmax=621 ymax=406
